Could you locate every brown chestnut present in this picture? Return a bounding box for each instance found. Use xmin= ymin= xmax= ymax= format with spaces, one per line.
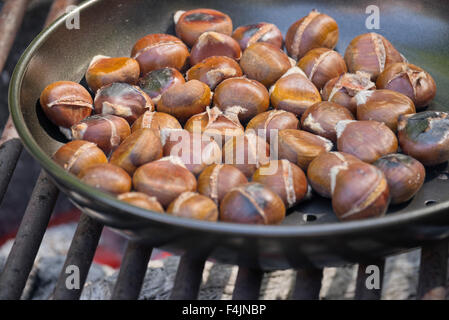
xmin=232 ymin=22 xmax=283 ymax=50
xmin=189 ymin=31 xmax=241 ymax=66
xmin=376 ymin=62 xmax=437 ymax=109
xmin=131 ymin=34 xmax=189 ymax=75
xmin=356 ymin=89 xmax=416 ymax=132
xmin=285 ymin=10 xmax=339 ymax=60
xmin=78 ymin=163 xmax=132 ymax=195
xmin=198 ymin=164 xmax=248 ymax=205
xmin=246 ymin=109 xmax=299 ymax=143
xmin=131 ymin=111 xmax=182 ymax=134
xmin=174 ymin=8 xmax=233 ymax=47
xmin=252 ymin=159 xmax=308 ymax=208
xmin=336 ymin=120 xmax=398 ymax=163
xmin=167 ymin=192 xmax=218 ymax=221
xmin=85 ymin=55 xmax=140 ymax=92
xmin=373 ymin=154 xmax=425 ymax=204
xmin=117 ymin=192 xmax=164 ymax=212
xmin=300 ymin=101 xmax=355 ymax=143
xmin=138 ymin=67 xmax=185 ymax=105
xmin=398 ymin=111 xmax=449 ymax=166
xmin=40 ymin=81 xmax=93 ymax=128
xmin=133 ymin=156 xmax=197 ymax=208
xmin=52 ymin=140 xmax=107 ymax=176
xmin=220 ymin=182 xmax=286 ymax=225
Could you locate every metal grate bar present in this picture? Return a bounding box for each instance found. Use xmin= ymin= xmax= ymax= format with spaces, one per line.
xmin=354 ymin=260 xmax=385 ymax=300
xmin=169 ymin=252 xmax=206 ymax=300
xmin=110 ymin=241 xmax=152 ymax=300
xmin=232 ymin=267 xmax=263 ymax=300
xmin=291 ymin=268 xmax=323 ymax=300
xmin=0 ymin=134 xmax=22 ymax=204
xmin=417 ymin=241 xmax=448 ymax=300
xmin=52 ymin=214 xmax=103 ymax=300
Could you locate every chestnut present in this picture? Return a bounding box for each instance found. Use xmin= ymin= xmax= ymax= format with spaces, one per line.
xmin=252 ymin=159 xmax=308 ymax=208
xmin=157 ymin=80 xmax=212 ymax=124
xmin=246 ymin=109 xmax=299 ymax=143
xmin=239 ymin=42 xmax=292 ymax=87
xmin=110 ymin=128 xmax=163 ymax=175
xmin=167 ymin=192 xmax=218 ymax=222
xmin=300 ymin=101 xmax=355 ymax=143
xmin=117 ymin=192 xmax=164 ymax=212
xmin=220 ymin=182 xmax=286 ymax=225
xmin=398 ymin=111 xmax=449 ymax=166
xmin=307 ymin=151 xmax=361 ymax=198
xmin=189 ymin=31 xmax=241 ymax=66
xmin=94 ymin=82 xmax=154 ymax=124
xmin=344 ymin=33 xmax=404 ymax=80
xmin=232 ymin=22 xmax=283 ymax=50
xmin=78 ymin=163 xmax=132 ymax=195
xmin=332 ymin=161 xmax=390 ymax=221
xmin=85 ymin=55 xmax=140 ymax=92
xmin=356 ymin=89 xmax=416 ymax=132
xmin=374 ymin=154 xmax=425 ymax=204
xmin=70 ymin=114 xmax=131 ymax=155
xmin=138 ymin=67 xmax=185 ymax=105
xmin=198 ymin=164 xmax=248 ymax=205
xmin=174 ymin=8 xmax=233 ymax=47
xmin=52 ymin=140 xmax=107 ymax=176
xmin=270 ymin=67 xmax=322 ymax=116
xmin=297 ymin=48 xmax=347 ymax=90
xmin=131 ymin=111 xmax=182 ymax=134
xmin=186 ymin=56 xmax=243 ymax=89
xmin=213 ymin=77 xmax=269 ymax=123
xmin=131 ymin=33 xmax=189 ymax=75
xmin=40 ymin=81 xmax=93 ymax=128
xmin=376 ymin=62 xmax=437 ymax=109
xmin=336 ymin=120 xmax=398 ymax=163
xmin=321 ymin=71 xmax=376 ymax=115
xmin=278 ymin=129 xmax=333 ymax=170
xmin=285 ymin=10 xmax=339 ymax=60
xmin=133 ymin=156 xmax=197 ymax=208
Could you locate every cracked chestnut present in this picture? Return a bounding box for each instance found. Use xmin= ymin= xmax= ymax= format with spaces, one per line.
xmin=138 ymin=67 xmax=185 ymax=105
xmin=131 ymin=111 xmax=182 ymax=134
xmin=78 ymin=163 xmax=132 ymax=195
xmin=167 ymin=192 xmax=219 ymax=221
xmin=246 ymin=109 xmax=299 ymax=143
xmin=232 ymin=22 xmax=283 ymax=50
xmin=117 ymin=192 xmax=164 ymax=212
xmin=189 ymin=31 xmax=241 ymax=66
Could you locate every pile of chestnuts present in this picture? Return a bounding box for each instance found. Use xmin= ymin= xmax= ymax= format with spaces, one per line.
xmin=43 ymin=8 xmax=443 ymax=225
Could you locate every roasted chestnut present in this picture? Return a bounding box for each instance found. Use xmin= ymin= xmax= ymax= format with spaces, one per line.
xmin=78 ymin=163 xmax=132 ymax=195
xmin=220 ymin=182 xmax=286 ymax=225
xmin=285 ymin=10 xmax=339 ymax=60
xmin=336 ymin=120 xmax=398 ymax=163
xmin=232 ymin=22 xmax=283 ymax=50
xmin=189 ymin=31 xmax=241 ymax=66
xmin=246 ymin=109 xmax=299 ymax=143
xmin=167 ymin=192 xmax=219 ymax=221
xmin=131 ymin=111 xmax=182 ymax=134
xmin=117 ymin=192 xmax=164 ymax=212
xmin=138 ymin=67 xmax=185 ymax=105
xmin=373 ymin=154 xmax=425 ymax=204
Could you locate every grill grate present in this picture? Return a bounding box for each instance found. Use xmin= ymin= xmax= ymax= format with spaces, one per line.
xmin=0 ymin=0 xmax=448 ymax=301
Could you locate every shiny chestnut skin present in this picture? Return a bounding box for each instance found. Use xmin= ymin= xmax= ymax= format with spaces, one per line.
xmin=356 ymin=89 xmax=416 ymax=132
xmin=285 ymin=10 xmax=339 ymax=60
xmin=374 ymin=154 xmax=425 ymax=204
xmin=70 ymin=114 xmax=131 ymax=155
xmin=297 ymin=48 xmax=347 ymax=90
xmin=131 ymin=34 xmax=189 ymax=76
xmin=198 ymin=164 xmax=248 ymax=205
xmin=344 ymin=33 xmax=404 ymax=81
xmin=336 ymin=120 xmax=398 ymax=163
xmin=117 ymin=192 xmax=164 ymax=212
xmin=190 ymin=31 xmax=241 ymax=66
xmin=246 ymin=109 xmax=299 ymax=143
xmin=240 ymin=42 xmax=292 ymax=87
xmin=157 ymin=80 xmax=212 ymax=124
xmin=131 ymin=111 xmax=182 ymax=134
xmin=167 ymin=192 xmax=218 ymax=221
xmin=138 ymin=67 xmax=185 ymax=105
xmin=270 ymin=67 xmax=322 ymax=116
xmin=213 ymin=77 xmax=269 ymax=123
xmin=376 ymin=62 xmax=437 ymax=109
xmin=40 ymin=81 xmax=93 ymax=128
xmin=300 ymin=101 xmax=354 ymax=143
xmin=332 ymin=161 xmax=390 ymax=221
xmin=133 ymin=156 xmax=197 ymax=208
xmin=78 ymin=163 xmax=132 ymax=195
xmin=94 ymin=83 xmax=154 ymax=124
xmin=186 ymin=56 xmax=243 ymax=89
xmin=110 ymin=128 xmax=163 ymax=175
xmin=252 ymin=159 xmax=308 ymax=208
xmin=321 ymin=71 xmax=376 ymax=114
xmin=232 ymin=22 xmax=283 ymax=50
xmin=85 ymin=55 xmax=140 ymax=92
xmin=52 ymin=140 xmax=107 ymax=176
xmin=278 ymin=129 xmax=333 ymax=170
xmin=220 ymin=182 xmax=286 ymax=225
xmin=307 ymin=151 xmax=361 ymax=198
xmin=174 ymin=8 xmax=233 ymax=47
xmin=398 ymin=111 xmax=449 ymax=166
